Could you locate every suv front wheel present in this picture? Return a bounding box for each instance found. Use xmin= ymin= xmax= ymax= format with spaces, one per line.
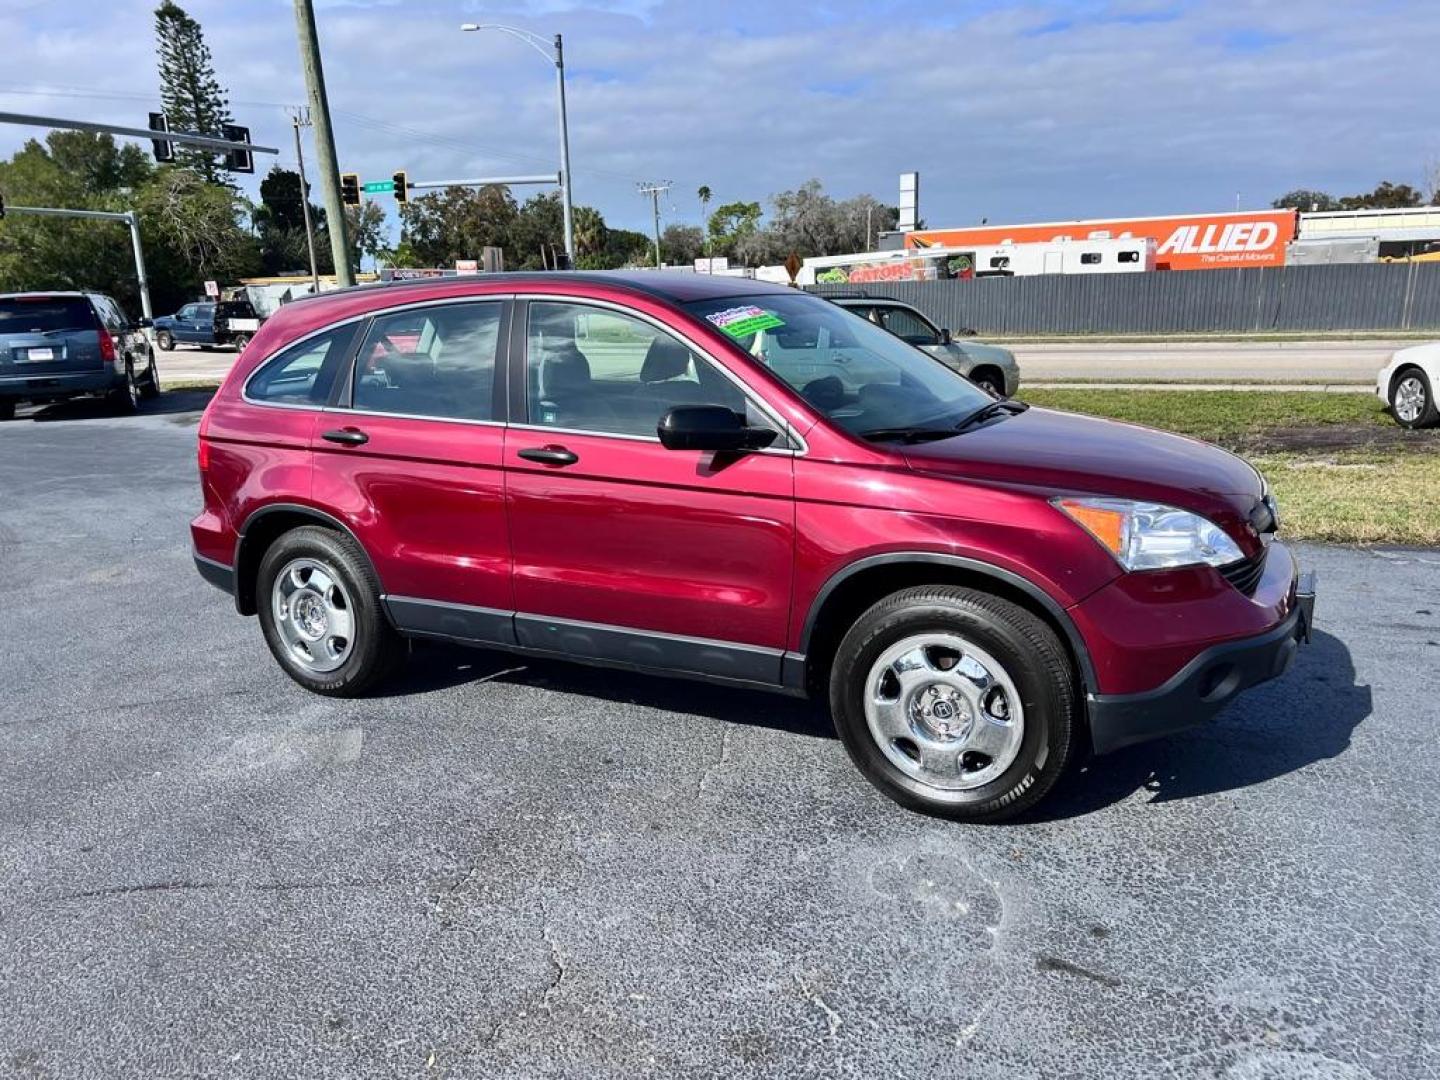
xmin=830 ymin=585 xmax=1078 ymax=822
xmin=256 ymin=526 xmax=403 ymax=696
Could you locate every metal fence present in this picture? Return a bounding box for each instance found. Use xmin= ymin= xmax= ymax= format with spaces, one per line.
xmin=811 ymin=262 xmax=1440 ymax=336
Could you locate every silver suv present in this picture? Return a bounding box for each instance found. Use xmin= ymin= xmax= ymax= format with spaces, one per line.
xmin=830 ymin=297 xmax=1019 ymax=397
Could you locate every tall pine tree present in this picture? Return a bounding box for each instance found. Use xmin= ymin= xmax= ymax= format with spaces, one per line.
xmin=154 ymin=1 xmax=233 ymax=184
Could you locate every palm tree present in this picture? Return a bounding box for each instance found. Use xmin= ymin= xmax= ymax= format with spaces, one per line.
xmin=573 ymin=206 xmax=607 ymax=259
xmin=697 ymin=185 xmax=713 ymax=256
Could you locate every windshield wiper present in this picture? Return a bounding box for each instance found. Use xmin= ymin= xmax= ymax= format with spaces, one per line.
xmin=953 ymin=398 xmax=1028 ymax=432
xmin=38 ymin=326 xmax=94 ymax=336
xmin=858 ymin=425 xmax=961 ymax=444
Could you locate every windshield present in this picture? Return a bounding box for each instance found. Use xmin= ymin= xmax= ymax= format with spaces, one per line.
xmin=0 ymin=297 xmax=96 ymax=335
xmin=684 ymin=292 xmax=988 ymax=437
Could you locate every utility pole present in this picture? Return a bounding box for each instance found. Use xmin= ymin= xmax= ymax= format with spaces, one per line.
xmin=553 ymin=33 xmax=575 ymax=264
xmin=292 ymin=0 xmax=353 ymax=287
xmin=638 ymin=181 xmax=671 ymax=268
xmin=290 ymin=108 xmax=321 ymax=292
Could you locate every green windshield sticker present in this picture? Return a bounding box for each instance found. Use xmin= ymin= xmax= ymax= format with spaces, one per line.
xmin=706 ymin=305 xmax=785 ymax=339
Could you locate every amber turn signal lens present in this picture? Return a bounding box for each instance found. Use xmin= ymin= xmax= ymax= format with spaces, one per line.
xmin=1057 ymin=499 xmax=1127 ymax=556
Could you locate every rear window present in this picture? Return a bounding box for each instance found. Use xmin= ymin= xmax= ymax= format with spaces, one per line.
xmin=0 ymin=297 xmax=96 ymax=335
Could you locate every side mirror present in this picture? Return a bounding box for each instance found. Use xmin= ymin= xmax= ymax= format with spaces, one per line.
xmin=657 ymin=405 xmax=778 ymax=453
xmin=939 ymin=327 xmax=953 ymax=345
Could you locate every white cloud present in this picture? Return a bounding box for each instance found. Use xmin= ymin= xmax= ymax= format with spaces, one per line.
xmin=0 ymin=0 xmax=1436 ymax=244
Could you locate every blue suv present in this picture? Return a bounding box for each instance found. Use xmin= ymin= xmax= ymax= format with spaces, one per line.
xmin=0 ymin=292 xmax=158 ymax=420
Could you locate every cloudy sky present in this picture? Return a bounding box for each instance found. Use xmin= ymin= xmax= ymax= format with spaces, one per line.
xmin=1 ymin=0 xmax=1437 ymax=239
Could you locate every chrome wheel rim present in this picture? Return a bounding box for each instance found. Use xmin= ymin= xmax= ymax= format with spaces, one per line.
xmin=271 ymin=558 xmax=355 ymax=674
xmin=1395 ymin=376 xmax=1426 ymax=422
xmin=863 ymin=632 xmax=1024 ymax=792
xmin=126 ymin=366 xmax=139 ymax=408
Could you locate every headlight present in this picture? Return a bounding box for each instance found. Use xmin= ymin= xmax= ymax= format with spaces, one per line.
xmin=1055 ymin=497 xmax=1244 ymax=571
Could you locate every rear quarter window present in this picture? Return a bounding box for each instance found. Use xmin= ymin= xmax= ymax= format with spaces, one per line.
xmin=246 ymin=323 xmax=360 ymax=406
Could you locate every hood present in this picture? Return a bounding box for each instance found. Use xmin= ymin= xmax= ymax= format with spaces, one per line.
xmin=902 ymin=406 xmax=1267 ymax=548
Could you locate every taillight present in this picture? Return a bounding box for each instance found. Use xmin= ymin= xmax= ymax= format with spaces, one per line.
xmin=197 ymin=437 xmax=211 ymax=473
xmin=98 ymin=328 xmax=117 ymax=364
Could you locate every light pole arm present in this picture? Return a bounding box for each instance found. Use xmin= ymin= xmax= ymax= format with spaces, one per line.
xmin=460 ymin=24 xmax=556 ymax=64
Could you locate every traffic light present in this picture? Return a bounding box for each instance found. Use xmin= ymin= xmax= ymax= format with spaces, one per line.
xmin=392 ymin=171 xmax=408 ymax=204
xmin=222 ymin=124 xmax=253 ymax=174
xmin=147 ymin=111 xmax=174 ymax=163
xmin=340 ymin=173 xmax=360 ymax=207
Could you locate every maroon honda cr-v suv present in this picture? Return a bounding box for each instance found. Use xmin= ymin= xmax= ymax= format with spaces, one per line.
xmin=192 ymin=272 xmax=1315 ymax=821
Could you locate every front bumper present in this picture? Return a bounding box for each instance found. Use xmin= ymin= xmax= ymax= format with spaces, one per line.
xmin=1087 ymin=569 xmax=1316 ymax=755
xmin=0 ymin=369 xmax=120 ymax=400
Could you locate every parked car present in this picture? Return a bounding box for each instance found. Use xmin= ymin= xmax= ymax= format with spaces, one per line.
xmin=191 ymin=272 xmax=1314 ymax=822
xmin=1377 ymin=343 xmax=1440 ymax=428
xmin=152 ymin=298 xmax=261 ymax=352
xmin=0 ymin=291 xmax=158 ymax=419
xmin=829 ymin=296 xmax=1018 ymax=396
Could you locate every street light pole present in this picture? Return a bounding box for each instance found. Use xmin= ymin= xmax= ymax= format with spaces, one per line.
xmin=461 ymin=23 xmax=575 ymax=266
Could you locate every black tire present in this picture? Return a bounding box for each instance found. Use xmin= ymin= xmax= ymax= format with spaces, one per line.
xmin=1389 ymin=366 xmax=1440 ymax=429
xmin=256 ymin=526 xmax=403 ymax=697
xmin=970 ymin=369 xmax=1006 ymax=397
xmin=155 ymin=329 xmax=174 ymax=352
xmin=139 ymin=352 xmax=161 ymax=400
xmin=232 ymin=333 xmax=252 ymax=352
xmin=829 ymin=585 xmax=1078 ymax=822
xmin=107 ymin=362 xmax=139 ymax=415
xmin=0 ymin=399 xmax=15 ymax=421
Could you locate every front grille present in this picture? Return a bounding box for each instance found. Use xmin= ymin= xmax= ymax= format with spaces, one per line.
xmin=1218 ymin=548 xmax=1268 ymax=595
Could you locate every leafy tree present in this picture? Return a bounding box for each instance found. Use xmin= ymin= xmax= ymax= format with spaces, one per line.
xmin=344 ymin=201 xmax=388 ymax=271
xmin=1273 ymin=189 xmax=1340 ymax=212
xmin=253 ymin=165 xmax=330 ymax=275
xmin=399 ymin=184 xmax=518 ymax=266
xmin=135 ymin=168 xmax=261 ymax=297
xmin=706 ymin=200 xmax=763 ymax=257
xmin=509 ymin=191 xmax=567 ymax=268
xmin=661 ymin=224 xmax=704 ymax=266
xmin=46 ymin=131 xmax=153 ymax=196
xmin=154 ymin=1 xmax=234 ymax=184
xmin=1338 ymin=181 xmax=1424 ymax=210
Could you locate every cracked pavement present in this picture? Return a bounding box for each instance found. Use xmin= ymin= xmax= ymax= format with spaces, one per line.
xmin=0 ymin=394 xmax=1437 ymax=1078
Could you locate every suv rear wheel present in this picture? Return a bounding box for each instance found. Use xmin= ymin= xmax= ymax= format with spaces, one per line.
xmin=155 ymin=329 xmax=174 ymax=351
xmin=0 ymin=400 xmax=14 ymax=422
xmin=256 ymin=526 xmax=403 ymax=696
xmin=107 ymin=361 xmax=139 ymax=415
xmin=829 ymin=585 xmax=1077 ymax=822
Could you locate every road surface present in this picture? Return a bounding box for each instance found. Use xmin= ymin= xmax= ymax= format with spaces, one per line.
xmin=0 ymin=393 xmax=1436 ymax=1078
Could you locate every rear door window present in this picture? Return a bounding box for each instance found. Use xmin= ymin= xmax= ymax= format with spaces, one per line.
xmin=246 ymin=323 xmax=360 ymax=406
xmin=351 ymin=302 xmax=504 ymax=422
xmin=0 ymin=297 xmax=97 ymax=335
xmin=879 ymin=307 xmax=941 ymax=346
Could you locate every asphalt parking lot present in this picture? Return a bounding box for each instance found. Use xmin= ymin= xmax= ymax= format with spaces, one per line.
xmin=1 ymin=394 xmax=1436 ymax=1079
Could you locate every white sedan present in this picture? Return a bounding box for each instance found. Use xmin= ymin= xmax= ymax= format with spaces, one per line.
xmin=1377 ymin=343 xmax=1440 ymax=428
